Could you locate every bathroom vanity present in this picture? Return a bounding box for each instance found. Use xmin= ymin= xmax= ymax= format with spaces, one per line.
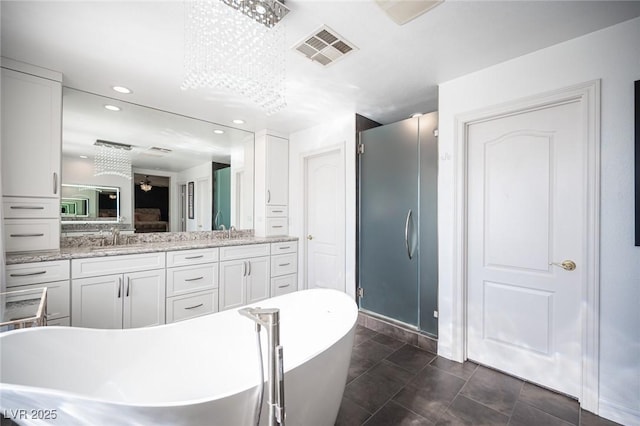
xmin=5 ymin=236 xmax=298 ymax=329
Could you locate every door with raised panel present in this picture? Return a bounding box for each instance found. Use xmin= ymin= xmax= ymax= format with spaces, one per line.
xmin=466 ymin=99 xmax=584 ymax=397
xmin=123 ymin=269 xmax=166 ymax=328
xmin=72 ymin=274 xmax=122 ymax=329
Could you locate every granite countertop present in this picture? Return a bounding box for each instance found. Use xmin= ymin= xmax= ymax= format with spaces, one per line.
xmin=5 ymin=236 xmax=298 ymax=265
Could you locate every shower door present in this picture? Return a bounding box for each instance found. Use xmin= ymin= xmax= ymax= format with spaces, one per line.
xmin=359 ymin=118 xmax=419 ymax=327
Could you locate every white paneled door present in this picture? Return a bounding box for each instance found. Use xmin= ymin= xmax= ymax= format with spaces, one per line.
xmin=466 ymin=99 xmax=584 ymax=397
xmin=305 ymin=149 xmax=345 ymax=292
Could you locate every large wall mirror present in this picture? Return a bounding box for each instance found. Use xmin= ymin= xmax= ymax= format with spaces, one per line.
xmin=61 ymin=88 xmax=254 ymax=232
xmin=61 ymin=184 xmax=120 ymax=223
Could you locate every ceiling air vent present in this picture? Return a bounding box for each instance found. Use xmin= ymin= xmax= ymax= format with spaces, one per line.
xmin=142 ymin=147 xmax=173 ymax=157
xmin=294 ymin=26 xmax=357 ymax=67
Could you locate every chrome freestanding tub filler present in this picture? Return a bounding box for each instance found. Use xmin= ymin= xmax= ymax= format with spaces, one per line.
xmin=0 ymin=289 xmax=357 ymax=425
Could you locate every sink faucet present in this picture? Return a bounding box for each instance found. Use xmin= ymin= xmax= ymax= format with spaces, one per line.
xmin=228 ymin=225 xmax=236 ymax=239
xmin=110 ymin=228 xmax=120 ymax=246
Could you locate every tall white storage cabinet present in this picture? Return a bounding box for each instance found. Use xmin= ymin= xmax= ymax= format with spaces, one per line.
xmin=254 ymin=131 xmax=289 ymax=237
xmin=1 ymin=58 xmax=62 ymax=252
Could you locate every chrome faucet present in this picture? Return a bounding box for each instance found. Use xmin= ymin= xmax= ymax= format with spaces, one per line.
xmin=228 ymin=225 xmax=236 ymax=239
xmin=239 ymin=307 xmax=285 ymax=426
xmin=110 ymin=228 xmax=120 ymax=246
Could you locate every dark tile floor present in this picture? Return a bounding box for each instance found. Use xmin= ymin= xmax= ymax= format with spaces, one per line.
xmin=335 ymin=325 xmax=620 ymax=426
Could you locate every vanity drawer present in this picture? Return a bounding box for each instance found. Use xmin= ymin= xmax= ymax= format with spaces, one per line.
xmin=4 ymin=219 xmax=60 ymax=252
xmin=7 ymin=260 xmax=70 ymax=287
xmin=266 ymin=205 xmax=288 ymax=217
xmin=3 ymin=197 xmax=59 ymax=218
xmin=166 ymin=248 xmax=219 ymax=268
xmin=219 ymin=243 xmax=270 ymax=261
xmin=271 ymin=241 xmax=297 ymax=255
xmin=166 ymin=263 xmax=218 ymax=297
xmin=10 ymin=280 xmax=70 ymax=320
xmin=265 ymin=218 xmax=288 ymax=236
xmin=271 ymin=253 xmax=297 ymax=277
xmin=271 ymin=274 xmax=297 ymax=297
xmin=72 ymin=252 xmax=165 ymax=278
xmin=166 ymin=289 xmax=218 ymax=323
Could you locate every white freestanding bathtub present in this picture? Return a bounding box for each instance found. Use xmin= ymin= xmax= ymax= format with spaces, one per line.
xmin=0 ymin=289 xmax=357 ymax=425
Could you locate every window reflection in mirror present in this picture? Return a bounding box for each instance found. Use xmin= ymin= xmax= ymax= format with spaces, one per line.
xmin=61 ymin=88 xmax=254 ymax=233
xmin=61 ymin=184 xmax=120 ymax=223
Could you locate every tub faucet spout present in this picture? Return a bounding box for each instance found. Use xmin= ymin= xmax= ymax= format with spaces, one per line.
xmin=239 ymin=307 xmax=285 ymax=426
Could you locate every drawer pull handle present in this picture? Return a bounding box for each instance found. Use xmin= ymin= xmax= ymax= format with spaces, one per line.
xmin=272 ymin=226 xmax=284 ymax=229
xmin=10 ymin=271 xmax=47 ymax=277
xmin=10 ymin=233 xmax=45 ymax=237
xmin=272 ymin=210 xmax=283 ymax=213
xmin=10 ymin=206 xmax=45 ymax=210
xmin=279 ymin=246 xmax=290 ymax=250
xmin=279 ymin=263 xmax=290 ymax=267
xmin=278 ymin=284 xmax=290 ymax=289
xmin=185 ymin=276 xmax=204 ymax=282
xmin=185 ymin=303 xmax=204 ymax=310
xmin=185 ymin=255 xmax=204 ymax=259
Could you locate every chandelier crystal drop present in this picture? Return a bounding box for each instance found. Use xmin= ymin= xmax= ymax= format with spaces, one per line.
xmin=182 ymin=0 xmax=288 ymax=115
xmin=94 ymin=141 xmax=132 ymax=180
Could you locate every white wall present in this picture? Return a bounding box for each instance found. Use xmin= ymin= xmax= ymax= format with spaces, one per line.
xmin=289 ymin=114 xmax=356 ymax=299
xmin=437 ymin=17 xmax=640 ymax=424
xmin=62 ymin=155 xmax=133 ymax=224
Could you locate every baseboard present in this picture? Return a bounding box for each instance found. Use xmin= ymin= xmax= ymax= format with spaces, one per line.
xmin=598 ymin=398 xmax=640 ymax=426
xmin=358 ymin=310 xmax=438 ymax=353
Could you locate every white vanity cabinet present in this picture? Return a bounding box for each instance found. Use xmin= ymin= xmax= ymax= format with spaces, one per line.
xmin=270 ymin=241 xmax=298 ymax=297
xmin=71 ymin=253 xmax=166 ymax=329
xmin=6 ymin=260 xmax=71 ymax=326
xmin=165 ymin=248 xmax=219 ymax=323
xmin=255 ymin=132 xmax=289 ymax=237
xmin=1 ymin=59 xmax=62 ymax=252
xmin=219 ymin=244 xmax=270 ymax=311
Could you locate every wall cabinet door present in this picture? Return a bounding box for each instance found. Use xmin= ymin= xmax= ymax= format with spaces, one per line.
xmin=123 ymin=269 xmax=166 ymax=329
xmin=265 ymin=135 xmax=288 ymax=206
xmin=1 ymin=68 xmax=61 ymax=198
xmin=72 ymin=274 xmax=123 ymax=329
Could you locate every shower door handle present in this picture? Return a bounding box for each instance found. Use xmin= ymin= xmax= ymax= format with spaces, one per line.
xmin=404 ymin=209 xmax=413 ymax=260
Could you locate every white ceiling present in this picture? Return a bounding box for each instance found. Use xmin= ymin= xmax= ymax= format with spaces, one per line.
xmin=2 ymin=0 xmax=640 ymax=136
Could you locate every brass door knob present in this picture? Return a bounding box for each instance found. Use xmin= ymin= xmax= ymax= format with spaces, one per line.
xmin=550 ymin=260 xmax=576 ymax=271
xmin=307 ymin=235 xmax=313 ymax=240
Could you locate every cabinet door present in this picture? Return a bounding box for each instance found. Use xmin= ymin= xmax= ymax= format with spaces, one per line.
xmin=1 ymin=68 xmax=61 ymax=198
xmin=219 ymin=260 xmax=246 ymax=311
xmin=72 ymin=275 xmax=122 ymax=329
xmin=123 ymin=269 xmax=166 ymax=329
xmin=265 ymin=135 xmax=288 ymax=205
xmin=246 ymin=256 xmax=270 ymax=304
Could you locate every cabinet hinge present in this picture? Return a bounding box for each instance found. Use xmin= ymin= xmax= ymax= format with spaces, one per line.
xmin=433 ymin=129 xmax=439 ymax=137
xmin=357 ymin=144 xmax=365 ymax=155
xmin=357 ymin=287 xmax=364 ymax=298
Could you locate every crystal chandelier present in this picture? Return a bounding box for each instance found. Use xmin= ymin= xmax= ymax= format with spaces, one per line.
xmin=94 ymin=140 xmax=132 ymax=180
xmin=182 ymin=0 xmax=289 ymax=115
xmin=140 ymin=176 xmax=153 ymax=192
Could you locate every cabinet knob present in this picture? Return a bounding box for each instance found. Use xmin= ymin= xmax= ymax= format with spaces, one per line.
xmin=307 ymin=235 xmax=313 ymax=240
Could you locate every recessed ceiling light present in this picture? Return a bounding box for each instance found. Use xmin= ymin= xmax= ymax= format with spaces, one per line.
xmin=79 ymin=155 xmax=88 ymax=159
xmin=104 ymin=104 xmax=121 ymax=111
xmin=232 ymin=119 xmax=245 ymax=125
xmin=112 ymin=86 xmax=132 ymax=94
xmin=214 ymin=129 xmax=225 ymax=134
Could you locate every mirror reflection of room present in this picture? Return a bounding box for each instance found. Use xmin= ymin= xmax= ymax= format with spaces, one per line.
xmin=60 ymin=88 xmax=255 ymax=234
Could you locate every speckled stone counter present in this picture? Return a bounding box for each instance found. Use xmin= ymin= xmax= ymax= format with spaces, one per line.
xmin=5 ymin=231 xmax=298 ymax=265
